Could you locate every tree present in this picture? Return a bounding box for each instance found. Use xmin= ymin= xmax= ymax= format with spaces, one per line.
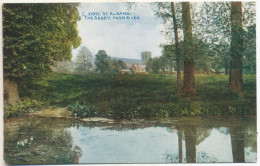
xmin=109 ymin=60 xmax=127 ymax=73
xmin=145 ymin=57 xmax=162 ymax=74
xmin=194 ymin=2 xmax=255 ymax=76
xmin=74 ymin=46 xmax=93 ymax=74
xmin=152 ymin=2 xmax=183 ymax=89
xmin=229 ymin=2 xmax=243 ymax=94
xmin=162 ymin=38 xmax=213 ymax=75
xmin=190 ymin=2 xmax=232 ymax=75
xmin=192 ymin=37 xmax=214 ymax=73
xmin=242 ymin=24 xmax=256 ymax=74
xmin=171 ymin=2 xmax=182 ymax=90
xmin=159 ymin=55 xmax=175 ymax=74
xmin=94 ymin=50 xmax=110 ymax=73
xmin=210 ymin=42 xmax=230 ymax=74
xmin=182 ymin=2 xmax=196 ymax=95
xmin=3 ymin=4 xmax=81 ymax=104
xmin=116 ymin=60 xmax=128 ymax=70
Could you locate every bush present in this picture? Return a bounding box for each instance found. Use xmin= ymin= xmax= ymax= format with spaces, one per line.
xmin=4 ymin=99 xmax=43 ymax=118
xmin=67 ymin=101 xmax=100 ymax=118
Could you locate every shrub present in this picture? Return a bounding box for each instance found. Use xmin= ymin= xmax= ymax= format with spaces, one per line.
xmin=67 ymin=101 xmax=100 ymax=118
xmin=4 ymin=99 xmax=43 ymax=118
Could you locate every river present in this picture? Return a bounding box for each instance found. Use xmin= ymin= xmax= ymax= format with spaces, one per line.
xmin=4 ymin=115 xmax=257 ymax=164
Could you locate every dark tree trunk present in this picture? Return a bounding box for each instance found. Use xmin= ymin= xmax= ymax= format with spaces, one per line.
xmin=225 ymin=61 xmax=228 ymax=75
xmin=171 ymin=2 xmax=182 ymax=91
xmin=182 ymin=2 xmax=196 ymax=96
xmin=4 ymin=77 xmax=19 ymax=104
xmin=183 ymin=61 xmax=195 ymax=95
xmin=230 ymin=126 xmax=245 ymax=163
xmin=185 ymin=127 xmax=196 ymax=163
xmin=229 ymin=2 xmax=243 ymax=94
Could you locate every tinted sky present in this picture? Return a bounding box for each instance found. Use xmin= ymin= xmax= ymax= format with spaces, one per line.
xmin=72 ymin=3 xmax=166 ymax=60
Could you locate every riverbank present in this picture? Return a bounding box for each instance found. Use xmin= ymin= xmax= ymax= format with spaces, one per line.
xmin=30 ymin=107 xmax=71 ymax=118
xmin=4 ymin=73 xmax=256 ymax=118
xmin=30 ymin=108 xmax=114 ymax=123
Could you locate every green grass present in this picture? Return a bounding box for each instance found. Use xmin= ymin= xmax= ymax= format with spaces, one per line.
xmin=19 ymin=73 xmax=256 ymax=118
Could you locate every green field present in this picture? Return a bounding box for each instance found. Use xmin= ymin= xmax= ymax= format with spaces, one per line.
xmin=5 ymin=73 xmax=256 ymax=118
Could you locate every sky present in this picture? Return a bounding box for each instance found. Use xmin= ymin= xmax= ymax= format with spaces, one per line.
xmin=71 ymin=3 xmax=167 ymax=61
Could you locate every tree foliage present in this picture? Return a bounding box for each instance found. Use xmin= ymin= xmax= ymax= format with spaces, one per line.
xmin=145 ymin=56 xmax=174 ymax=74
xmin=94 ymin=50 xmax=128 ymax=74
xmin=145 ymin=57 xmax=161 ymax=74
xmin=242 ymin=24 xmax=256 ymax=74
xmin=3 ymin=3 xmax=81 ymax=80
xmin=109 ymin=60 xmax=127 ymax=73
xmin=74 ymin=46 xmax=93 ymax=74
xmin=94 ymin=50 xmax=110 ymax=73
xmin=152 ymin=2 xmax=183 ymax=42
xmin=194 ymin=2 xmax=256 ymax=74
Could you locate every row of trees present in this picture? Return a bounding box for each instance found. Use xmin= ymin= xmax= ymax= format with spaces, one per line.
xmin=151 ymin=1 xmax=255 ymax=95
xmin=145 ymin=56 xmax=175 ymax=74
xmin=147 ymin=37 xmax=219 ymax=74
xmin=54 ymin=47 xmax=128 ymax=74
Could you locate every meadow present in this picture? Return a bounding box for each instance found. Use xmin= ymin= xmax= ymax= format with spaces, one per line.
xmin=5 ymin=73 xmax=256 ymax=118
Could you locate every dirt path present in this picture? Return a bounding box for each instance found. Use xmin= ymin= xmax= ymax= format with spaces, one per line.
xmin=31 ymin=107 xmax=71 ymax=118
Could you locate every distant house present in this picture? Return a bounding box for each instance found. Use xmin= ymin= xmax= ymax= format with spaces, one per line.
xmin=195 ymin=69 xmax=207 ymax=74
xmin=208 ymin=68 xmax=215 ymax=74
xmin=195 ymin=68 xmax=216 ymax=74
xmin=193 ymin=68 xmax=225 ymax=74
xmin=215 ymin=68 xmax=225 ymax=74
xmin=120 ymin=69 xmax=132 ymax=75
xmin=131 ymin=64 xmax=146 ymax=72
xmin=208 ymin=68 xmax=225 ymax=74
xmin=110 ymin=56 xmax=147 ymax=73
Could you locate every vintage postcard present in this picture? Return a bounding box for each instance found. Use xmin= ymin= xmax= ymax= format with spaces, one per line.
xmin=1 ymin=0 xmax=257 ymax=165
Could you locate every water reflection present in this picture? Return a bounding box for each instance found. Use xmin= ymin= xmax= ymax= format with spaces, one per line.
xmin=177 ymin=129 xmax=183 ymax=163
xmin=4 ymin=117 xmax=81 ymax=164
xmin=4 ymin=115 xmax=257 ymax=164
xmin=230 ymin=126 xmax=245 ymax=162
xmin=184 ymin=126 xmax=197 ymax=163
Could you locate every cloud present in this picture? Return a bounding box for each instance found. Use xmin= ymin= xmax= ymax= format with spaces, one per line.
xmin=72 ymin=3 xmax=166 ymax=60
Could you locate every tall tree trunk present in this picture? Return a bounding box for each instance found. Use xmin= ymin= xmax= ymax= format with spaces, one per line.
xmin=182 ymin=2 xmax=196 ymax=96
xmin=229 ymin=2 xmax=243 ymax=94
xmin=4 ymin=77 xmax=19 ymax=104
xmin=171 ymin=2 xmax=182 ymax=91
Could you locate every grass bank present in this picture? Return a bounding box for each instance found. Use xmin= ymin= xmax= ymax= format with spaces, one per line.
xmin=7 ymin=73 xmax=256 ymax=118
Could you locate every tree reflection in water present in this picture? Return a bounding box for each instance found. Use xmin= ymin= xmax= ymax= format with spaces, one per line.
xmin=4 ymin=117 xmax=82 ymax=165
xmin=230 ymin=126 xmax=245 ymax=162
xmin=178 ymin=117 xmax=256 ymax=163
xmin=184 ymin=126 xmax=197 ymax=163
xmin=4 ymin=115 xmax=256 ymax=164
xmin=71 ymin=146 xmax=82 ymax=163
xmin=178 ymin=128 xmax=183 ymax=163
